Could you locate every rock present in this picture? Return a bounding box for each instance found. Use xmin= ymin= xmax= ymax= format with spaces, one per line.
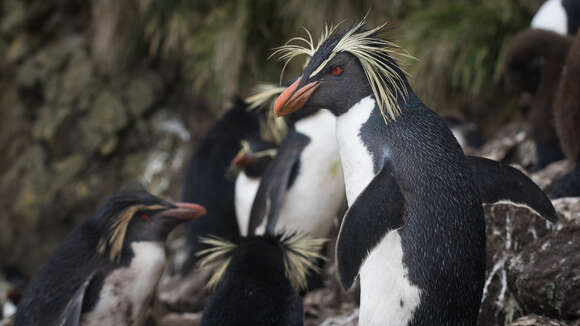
xmin=478 ymin=203 xmax=558 ymax=325
xmin=81 ymin=89 xmax=127 ymax=154
xmin=507 ymin=226 xmax=580 ymax=321
xmin=477 ymin=123 xmax=529 ymax=164
xmin=531 ymin=161 xmax=575 ymax=191
xmin=510 ymin=314 xmax=569 ymax=326
xmin=552 ymin=198 xmax=580 ymax=225
xmin=126 ymin=76 xmax=156 ymax=117
xmin=156 ymin=313 xmax=202 ymax=326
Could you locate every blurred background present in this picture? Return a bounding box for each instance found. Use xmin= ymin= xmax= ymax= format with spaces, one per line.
xmin=0 ymin=0 xmax=544 ymax=286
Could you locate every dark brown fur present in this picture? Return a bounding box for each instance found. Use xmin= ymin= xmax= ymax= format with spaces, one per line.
xmin=554 ymin=32 xmax=580 ymax=162
xmin=505 ymin=29 xmax=573 ymax=145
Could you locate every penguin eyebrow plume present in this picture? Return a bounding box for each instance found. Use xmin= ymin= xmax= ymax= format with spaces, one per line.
xmin=196 ymin=236 xmax=237 ymax=290
xmin=273 ymin=17 xmax=415 ymax=122
xmin=245 ymin=83 xmax=289 ymax=144
xmin=196 ymin=234 xmax=327 ymax=291
xmin=279 ymin=233 xmax=327 ymax=291
xmin=97 ymin=204 xmax=167 ymax=262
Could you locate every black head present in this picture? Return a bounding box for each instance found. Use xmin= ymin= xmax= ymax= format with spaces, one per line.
xmin=94 ymin=191 xmax=207 ymax=261
xmin=273 ymin=20 xmax=409 ymax=120
xmin=229 ymin=136 xmax=278 ymax=178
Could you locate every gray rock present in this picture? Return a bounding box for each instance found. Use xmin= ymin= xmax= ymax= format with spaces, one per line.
xmin=507 ymin=226 xmax=580 ymax=321
xmin=510 ymin=314 xmax=569 ymax=326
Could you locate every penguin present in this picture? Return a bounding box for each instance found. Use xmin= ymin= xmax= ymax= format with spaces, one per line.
xmin=549 ymin=31 xmax=580 ymax=198
xmin=231 ymin=135 xmax=278 ymax=235
xmin=197 ymin=233 xmax=324 ymax=326
xmin=14 ymin=191 xmax=207 ymax=326
xmin=504 ymin=28 xmax=573 ymax=170
xmin=273 ymin=19 xmax=557 ymax=325
xmin=531 ymin=0 xmax=580 ymax=35
xmin=182 ymin=98 xmax=261 ymax=270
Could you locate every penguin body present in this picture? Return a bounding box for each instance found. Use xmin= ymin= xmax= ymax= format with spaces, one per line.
xmin=532 ymin=0 xmax=580 ymax=35
xmin=14 ymin=192 xmax=206 ymax=326
xmin=273 ymin=21 xmax=556 ymax=325
xmin=182 ymin=99 xmax=261 ymax=268
xmin=198 ymin=234 xmax=324 ymax=326
xmin=237 ymin=109 xmax=345 ymax=239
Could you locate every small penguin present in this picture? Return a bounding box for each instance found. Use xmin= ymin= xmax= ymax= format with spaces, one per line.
xmin=231 ymin=135 xmax=279 ymax=234
xmin=14 ymin=191 xmax=207 ymax=326
xmin=532 ymin=0 xmax=580 ymax=35
xmin=504 ymin=28 xmax=573 ymax=170
xmin=550 ymin=31 xmax=580 ymax=197
xmin=273 ymin=19 xmax=556 ymax=325
xmin=182 ymin=98 xmax=261 ymax=270
xmin=197 ymin=234 xmax=325 ymax=326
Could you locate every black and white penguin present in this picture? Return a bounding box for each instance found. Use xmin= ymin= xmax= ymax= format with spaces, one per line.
xmin=182 ymin=98 xmax=262 ymax=269
xmin=14 ymin=191 xmax=206 ymax=326
xmin=550 ymin=31 xmax=580 ymax=198
xmin=532 ymin=0 xmax=580 ymax=35
xmin=197 ymin=233 xmax=324 ymax=326
xmin=234 ymin=86 xmax=346 ymax=240
xmin=273 ymin=19 xmax=557 ymax=325
xmin=504 ymin=28 xmax=573 ymax=170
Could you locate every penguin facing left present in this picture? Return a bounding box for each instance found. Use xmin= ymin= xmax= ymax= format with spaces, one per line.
xmin=197 ymin=234 xmax=325 ymax=326
xmin=14 ymin=191 xmax=207 ymax=326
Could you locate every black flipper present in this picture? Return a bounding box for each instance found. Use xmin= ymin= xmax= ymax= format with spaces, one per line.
xmin=57 ymin=271 xmax=97 ymax=326
xmin=336 ymin=160 xmax=407 ymax=289
xmin=248 ymin=130 xmax=310 ymax=235
xmin=467 ymin=156 xmax=558 ymax=222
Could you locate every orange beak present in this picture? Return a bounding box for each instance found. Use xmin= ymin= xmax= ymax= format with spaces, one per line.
xmin=161 ymin=202 xmax=207 ymax=220
xmin=273 ymin=77 xmax=319 ymax=117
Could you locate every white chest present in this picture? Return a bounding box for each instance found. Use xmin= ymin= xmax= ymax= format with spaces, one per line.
xmin=531 ymin=0 xmax=567 ymax=34
xmin=81 ymin=242 xmax=166 ymax=326
xmin=359 ymin=232 xmax=422 ymax=326
xmin=336 ymin=96 xmax=377 ymax=206
xmin=275 ymin=110 xmax=345 ymax=238
xmin=234 ymin=172 xmax=261 ymax=236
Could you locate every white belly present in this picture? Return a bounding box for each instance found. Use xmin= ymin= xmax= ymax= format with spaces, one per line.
xmin=336 ymin=96 xmax=422 ymax=325
xmin=359 ymin=232 xmax=422 ymax=326
xmin=234 ymin=172 xmax=261 ymax=236
xmin=273 ymin=110 xmax=345 ymax=238
xmin=336 ymin=96 xmax=377 ymax=205
xmin=531 ymin=0 xmax=567 ymax=34
xmin=81 ymin=242 xmax=166 ymax=326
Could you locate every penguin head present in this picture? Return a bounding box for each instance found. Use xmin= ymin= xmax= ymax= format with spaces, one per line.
xmin=273 ymin=18 xmax=409 ymax=121
xmin=230 ymin=137 xmax=278 ymax=178
xmin=95 ymin=191 xmax=207 ymax=261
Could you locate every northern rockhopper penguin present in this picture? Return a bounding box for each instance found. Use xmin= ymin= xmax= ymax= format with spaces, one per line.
xmin=532 ymin=0 xmax=580 ymax=35
xmin=14 ymin=191 xmax=207 ymax=326
xmin=182 ymin=98 xmax=262 ymax=270
xmin=197 ymin=234 xmax=325 ymax=326
xmin=504 ymin=28 xmax=573 ymax=170
xmin=550 ymin=31 xmax=580 ymax=198
xmin=273 ymin=19 xmax=557 ymax=325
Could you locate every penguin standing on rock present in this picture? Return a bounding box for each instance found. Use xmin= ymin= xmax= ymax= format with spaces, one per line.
xmin=273 ymin=19 xmax=557 ymax=325
xmin=14 ymin=191 xmax=207 ymax=326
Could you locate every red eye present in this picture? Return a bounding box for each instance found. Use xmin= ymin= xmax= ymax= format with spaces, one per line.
xmin=141 ymin=214 xmax=150 ymax=220
xmin=331 ymin=66 xmax=342 ymax=76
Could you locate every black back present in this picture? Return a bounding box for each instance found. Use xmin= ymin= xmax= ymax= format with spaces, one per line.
xmin=200 ymin=235 xmax=303 ymax=326
xmin=13 ymin=214 xmax=129 ymax=325
xmin=182 ymin=99 xmax=261 ymax=270
xmin=563 ymin=0 xmax=580 ymax=34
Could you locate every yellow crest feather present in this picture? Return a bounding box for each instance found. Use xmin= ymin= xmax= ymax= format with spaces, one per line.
xmin=245 ymin=83 xmax=289 ymax=144
xmin=273 ymin=16 xmax=415 ymax=123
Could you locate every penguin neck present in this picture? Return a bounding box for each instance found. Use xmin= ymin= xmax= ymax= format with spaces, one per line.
xmin=335 ymin=92 xmax=419 ymax=204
